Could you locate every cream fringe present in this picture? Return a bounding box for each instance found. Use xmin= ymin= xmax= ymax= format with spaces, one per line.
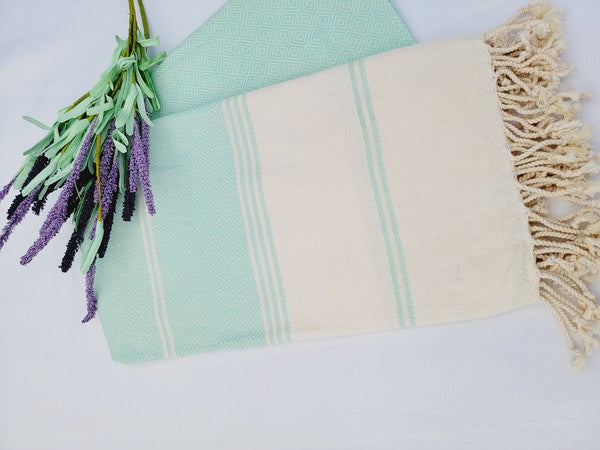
xmin=485 ymin=2 xmax=599 ymax=370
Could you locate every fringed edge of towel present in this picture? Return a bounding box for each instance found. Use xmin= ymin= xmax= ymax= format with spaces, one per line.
xmin=485 ymin=2 xmax=599 ymax=370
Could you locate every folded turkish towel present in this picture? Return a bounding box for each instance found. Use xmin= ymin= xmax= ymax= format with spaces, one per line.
xmin=95 ymin=0 xmax=415 ymax=362
xmin=152 ymin=0 xmax=415 ymax=116
xmin=97 ymin=3 xmax=600 ymax=368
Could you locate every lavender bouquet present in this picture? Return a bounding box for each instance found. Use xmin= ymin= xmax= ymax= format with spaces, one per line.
xmin=0 ymin=0 xmax=165 ymax=322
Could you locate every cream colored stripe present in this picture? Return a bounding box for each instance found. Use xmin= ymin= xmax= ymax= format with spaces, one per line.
xmin=222 ymin=98 xmax=273 ymax=344
xmin=353 ymin=60 xmax=408 ymax=324
xmin=137 ymin=195 xmax=169 ymax=358
xmin=235 ymin=95 xmax=288 ymax=344
xmin=141 ymin=202 xmax=177 ymax=358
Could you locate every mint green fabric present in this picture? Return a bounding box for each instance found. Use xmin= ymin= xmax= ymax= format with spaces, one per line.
xmin=152 ymin=0 xmax=415 ymax=116
xmin=96 ymin=0 xmax=415 ymax=363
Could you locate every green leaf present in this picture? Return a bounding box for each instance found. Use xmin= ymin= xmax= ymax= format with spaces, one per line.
xmin=117 ymin=56 xmax=137 ymax=71
xmin=13 ymin=158 xmax=35 ymax=190
xmin=135 ymin=67 xmax=154 ymax=98
xmin=125 ymin=108 xmax=134 ymax=136
xmin=80 ymin=221 xmax=104 ymax=273
xmin=38 ymin=182 xmax=50 ymax=200
xmin=57 ymin=97 xmax=92 ymax=123
xmin=73 ymin=182 xmax=92 ymax=228
xmin=86 ymin=97 xmax=114 ymax=116
xmin=21 ymin=157 xmax=60 ymax=196
xmin=139 ymin=51 xmax=166 ymax=71
xmin=22 ymin=116 xmax=51 ymax=130
xmin=118 ymin=153 xmax=126 ymax=193
xmin=115 ymin=89 xmax=137 ymax=129
xmin=136 ymin=30 xmax=160 ymax=47
xmin=22 ymin=131 xmax=53 ymax=156
xmin=135 ymin=84 xmax=154 ymax=127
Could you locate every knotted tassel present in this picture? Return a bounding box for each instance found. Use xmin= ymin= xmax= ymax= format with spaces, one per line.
xmin=485 ymin=2 xmax=600 ymax=370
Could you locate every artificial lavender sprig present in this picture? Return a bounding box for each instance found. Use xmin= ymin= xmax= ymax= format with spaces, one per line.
xmin=0 ymin=187 xmax=41 ymax=251
xmin=98 ymin=191 xmax=118 ymax=258
xmin=82 ymin=264 xmax=98 ymax=323
xmin=32 ymin=195 xmax=49 ymax=215
xmin=136 ymin=115 xmax=156 ymax=214
xmin=20 ymin=121 xmax=97 ymax=265
xmin=0 ymin=0 xmax=165 ymax=321
xmin=0 ymin=179 xmax=13 ymax=203
xmin=61 ymin=185 xmax=96 ymax=272
xmin=122 ymin=173 xmax=137 ymax=221
xmin=6 ymin=156 xmax=48 ymax=220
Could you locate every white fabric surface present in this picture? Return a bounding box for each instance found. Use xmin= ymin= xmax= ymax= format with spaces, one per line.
xmin=0 ymin=1 xmax=599 ymax=449
xmin=243 ymin=37 xmax=538 ymax=336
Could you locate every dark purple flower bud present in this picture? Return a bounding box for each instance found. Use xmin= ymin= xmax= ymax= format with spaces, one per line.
xmin=122 ymin=187 xmax=136 ymax=221
xmin=7 ymin=156 xmax=51 ymax=219
xmin=81 ymin=264 xmax=97 ymax=323
xmin=60 ymin=185 xmax=96 ymax=273
xmin=32 ymin=193 xmax=49 ymax=215
xmin=20 ymin=119 xmax=97 ymax=266
xmin=7 ymin=194 xmax=25 ymax=220
xmin=98 ymin=190 xmax=118 ymax=258
xmin=7 ymin=159 xmax=41 ymax=219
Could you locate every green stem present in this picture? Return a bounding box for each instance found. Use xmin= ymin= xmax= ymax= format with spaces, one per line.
xmin=126 ymin=0 xmax=136 ymax=56
xmin=66 ymin=92 xmax=90 ymax=112
xmin=137 ymin=0 xmax=150 ymax=39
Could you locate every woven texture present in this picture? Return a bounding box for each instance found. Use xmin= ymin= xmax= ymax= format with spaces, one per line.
xmin=96 ymin=0 xmax=416 ymax=362
xmin=152 ymin=0 xmax=415 ymax=116
xmin=96 ymin=36 xmax=541 ymax=362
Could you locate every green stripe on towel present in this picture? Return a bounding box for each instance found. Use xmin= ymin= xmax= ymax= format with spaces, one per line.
xmin=348 ymin=60 xmax=415 ymax=327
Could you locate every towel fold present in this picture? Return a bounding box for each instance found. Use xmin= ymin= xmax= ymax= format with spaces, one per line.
xmin=96 ymin=3 xmax=599 ymax=368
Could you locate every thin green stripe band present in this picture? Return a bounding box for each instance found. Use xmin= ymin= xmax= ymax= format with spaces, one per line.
xmin=357 ymin=60 xmax=415 ymax=326
xmin=225 ymin=99 xmax=276 ymax=343
xmin=232 ymin=96 xmax=283 ymax=344
xmin=241 ymin=94 xmax=291 ymax=342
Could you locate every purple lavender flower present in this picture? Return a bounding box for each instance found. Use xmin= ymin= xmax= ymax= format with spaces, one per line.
xmin=0 ymin=178 xmax=13 ymax=203
xmin=81 ymin=263 xmax=97 ymax=323
xmin=128 ymin=121 xmax=141 ymax=194
xmin=104 ymin=153 xmax=119 ymax=206
xmin=102 ymin=131 xmax=119 ymax=216
xmin=136 ymin=117 xmax=156 ymax=214
xmin=94 ymin=124 xmax=117 ymax=214
xmin=0 ymin=186 xmax=41 ymax=250
xmin=20 ymin=119 xmax=97 ymax=266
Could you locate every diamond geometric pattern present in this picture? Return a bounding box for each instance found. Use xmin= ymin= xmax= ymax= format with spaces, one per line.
xmin=96 ymin=0 xmax=415 ymax=362
xmin=98 ymin=104 xmax=267 ymax=362
xmin=153 ymin=0 xmax=415 ymax=116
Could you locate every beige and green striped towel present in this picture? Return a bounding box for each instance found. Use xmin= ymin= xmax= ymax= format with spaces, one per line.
xmin=97 ymin=3 xmax=600 ymax=368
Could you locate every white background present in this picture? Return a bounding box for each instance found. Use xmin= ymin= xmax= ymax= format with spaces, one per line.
xmin=1 ymin=1 xmax=599 ymax=449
